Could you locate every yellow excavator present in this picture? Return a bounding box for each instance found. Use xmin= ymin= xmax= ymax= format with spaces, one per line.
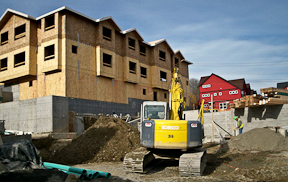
xmin=123 ymin=68 xmax=206 ymax=177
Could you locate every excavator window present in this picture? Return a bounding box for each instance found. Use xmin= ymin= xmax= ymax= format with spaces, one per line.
xmin=144 ymin=105 xmax=165 ymax=119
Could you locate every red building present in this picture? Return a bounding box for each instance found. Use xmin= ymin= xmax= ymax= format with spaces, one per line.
xmin=198 ymin=74 xmax=251 ymax=111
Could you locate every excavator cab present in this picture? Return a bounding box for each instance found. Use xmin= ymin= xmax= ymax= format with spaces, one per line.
xmin=142 ymin=101 xmax=168 ymax=120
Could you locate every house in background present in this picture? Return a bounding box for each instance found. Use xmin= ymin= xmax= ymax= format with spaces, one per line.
xmin=277 ymin=82 xmax=288 ymax=90
xmin=198 ymin=73 xmax=252 ymax=111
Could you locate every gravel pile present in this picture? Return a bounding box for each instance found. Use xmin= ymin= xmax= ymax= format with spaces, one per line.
xmin=228 ymin=128 xmax=288 ymax=152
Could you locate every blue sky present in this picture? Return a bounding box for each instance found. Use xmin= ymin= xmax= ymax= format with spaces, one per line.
xmin=1 ymin=0 xmax=287 ymax=93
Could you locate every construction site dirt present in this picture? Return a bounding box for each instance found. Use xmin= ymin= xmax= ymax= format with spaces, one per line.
xmin=33 ymin=117 xmax=288 ymax=182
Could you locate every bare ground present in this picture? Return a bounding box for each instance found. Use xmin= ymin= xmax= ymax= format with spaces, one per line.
xmin=73 ymin=143 xmax=288 ymax=182
xmin=32 ymin=118 xmax=288 ymax=182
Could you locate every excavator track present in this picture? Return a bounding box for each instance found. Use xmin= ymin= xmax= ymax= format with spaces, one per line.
xmin=179 ymin=148 xmax=207 ymax=177
xmin=123 ymin=147 xmax=155 ymax=173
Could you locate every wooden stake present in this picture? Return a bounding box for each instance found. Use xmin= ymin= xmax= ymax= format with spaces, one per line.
xmin=211 ymin=94 xmax=214 ymax=142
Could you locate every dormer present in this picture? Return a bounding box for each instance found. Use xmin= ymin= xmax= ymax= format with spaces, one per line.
xmin=96 ymin=16 xmax=121 ymax=50
xmin=0 ymin=9 xmax=37 ymax=83
xmin=149 ymin=39 xmax=174 ymax=70
xmin=174 ymin=50 xmax=192 ymax=78
xmin=121 ymin=28 xmax=144 ymax=58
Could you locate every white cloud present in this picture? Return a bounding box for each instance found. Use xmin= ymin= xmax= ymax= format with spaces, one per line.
xmin=177 ymin=39 xmax=288 ymax=92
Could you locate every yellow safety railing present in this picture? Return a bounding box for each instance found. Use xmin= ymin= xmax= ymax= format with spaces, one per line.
xmin=197 ymin=99 xmax=205 ymax=125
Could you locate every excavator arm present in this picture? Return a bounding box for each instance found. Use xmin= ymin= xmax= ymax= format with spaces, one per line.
xmin=169 ymin=68 xmax=185 ymax=120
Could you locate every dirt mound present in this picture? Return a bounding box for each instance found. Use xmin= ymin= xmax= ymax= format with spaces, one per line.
xmin=228 ymin=128 xmax=288 ymax=152
xmin=50 ymin=117 xmax=141 ymax=165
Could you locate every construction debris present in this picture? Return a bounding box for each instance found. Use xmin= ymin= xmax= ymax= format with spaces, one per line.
xmin=230 ymin=87 xmax=288 ymax=108
xmin=0 ymin=139 xmax=42 ymax=171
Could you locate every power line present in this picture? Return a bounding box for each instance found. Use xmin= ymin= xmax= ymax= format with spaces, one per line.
xmin=192 ymin=60 xmax=288 ymax=67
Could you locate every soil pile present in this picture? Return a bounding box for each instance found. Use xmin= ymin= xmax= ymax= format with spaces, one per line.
xmin=50 ymin=117 xmax=141 ymax=165
xmin=228 ymin=128 xmax=288 ymax=152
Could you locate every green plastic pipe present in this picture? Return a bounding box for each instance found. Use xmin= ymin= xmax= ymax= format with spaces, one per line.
xmin=69 ymin=166 xmax=87 ymax=175
xmin=85 ymin=170 xmax=99 ymax=179
xmin=98 ymin=171 xmax=111 ymax=178
xmin=86 ymin=169 xmax=111 ymax=178
xmin=43 ymin=162 xmax=70 ymax=171
xmin=43 ymin=162 xmax=87 ymax=175
xmin=43 ymin=162 xmax=111 ymax=179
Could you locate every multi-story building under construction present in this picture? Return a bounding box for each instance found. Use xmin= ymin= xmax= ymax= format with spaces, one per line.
xmin=0 ymin=7 xmax=191 ymax=133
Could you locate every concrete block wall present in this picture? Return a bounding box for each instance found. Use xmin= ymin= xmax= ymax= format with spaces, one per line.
xmin=52 ymin=96 xmax=69 ymax=133
xmin=0 ymin=95 xmax=144 ymax=134
xmin=0 ymin=85 xmax=19 ymax=101
xmin=66 ymin=97 xmax=144 ymax=116
xmin=185 ymin=104 xmax=288 ymax=142
xmin=0 ymin=96 xmax=53 ymax=133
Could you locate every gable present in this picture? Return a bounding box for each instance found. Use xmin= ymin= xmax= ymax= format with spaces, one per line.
xmin=121 ymin=28 xmax=143 ymax=41
xmin=200 ymin=74 xmax=237 ymax=92
xmin=0 ymin=9 xmax=35 ymax=30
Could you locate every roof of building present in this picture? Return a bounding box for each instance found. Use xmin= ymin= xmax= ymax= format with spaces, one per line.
xmin=198 ymin=73 xmax=247 ymax=90
xmin=198 ymin=76 xmax=210 ymax=87
xmin=0 ymin=6 xmax=188 ymax=61
xmin=121 ymin=28 xmax=144 ymax=41
xmin=228 ymin=78 xmax=246 ymax=89
xmin=277 ymin=81 xmax=288 ymax=89
xmin=148 ymin=38 xmax=175 ymax=54
xmin=174 ymin=50 xmax=192 ymax=64
xmin=0 ymin=8 xmax=36 ymax=29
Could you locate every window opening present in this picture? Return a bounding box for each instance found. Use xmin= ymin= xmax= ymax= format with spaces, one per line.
xmin=129 ymin=61 xmax=136 ymax=74
xmin=143 ymin=89 xmax=146 ymax=95
xmin=0 ymin=58 xmax=8 ymax=71
xmin=14 ymin=52 xmax=25 ymax=67
xmin=128 ymin=38 xmax=135 ymax=50
xmin=1 ymin=32 xmax=8 ymax=45
xmin=219 ymin=103 xmax=227 ymax=110
xmin=103 ymin=53 xmax=112 ymax=67
xmin=29 ymin=81 xmax=33 ymax=87
xmin=72 ymin=45 xmax=77 ymax=54
xmin=160 ymin=71 xmax=167 ymax=82
xmin=140 ymin=45 xmax=146 ymax=56
xmin=159 ymin=50 xmax=166 ymax=61
xmin=140 ymin=67 xmax=147 ymax=78
xmin=103 ymin=27 xmax=111 ymax=40
xmin=15 ymin=24 xmax=26 ymax=40
xmin=175 ymin=58 xmax=179 ymax=67
xmin=153 ymin=91 xmax=157 ymax=101
xmin=45 ymin=15 xmax=55 ymax=31
xmin=164 ymin=93 xmax=167 ymax=99
xmin=44 ymin=45 xmax=55 ymax=61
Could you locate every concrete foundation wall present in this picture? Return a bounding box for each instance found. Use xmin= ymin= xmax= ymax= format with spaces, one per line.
xmin=0 ymin=96 xmax=53 ymax=133
xmin=185 ymin=104 xmax=288 ymax=142
xmin=0 ymin=95 xmax=144 ymax=133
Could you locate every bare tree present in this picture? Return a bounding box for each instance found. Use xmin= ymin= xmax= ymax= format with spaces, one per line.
xmin=189 ymin=78 xmax=200 ymax=104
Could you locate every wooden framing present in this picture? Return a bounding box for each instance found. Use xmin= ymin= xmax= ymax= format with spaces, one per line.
xmin=0 ymin=7 xmax=191 ymax=108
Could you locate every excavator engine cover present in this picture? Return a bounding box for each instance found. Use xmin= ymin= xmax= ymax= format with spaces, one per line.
xmin=141 ymin=120 xmax=203 ymax=149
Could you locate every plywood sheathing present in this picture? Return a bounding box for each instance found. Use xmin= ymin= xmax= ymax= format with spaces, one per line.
xmin=0 ymin=15 xmax=37 ymax=83
xmin=0 ymin=8 xmax=191 ymax=107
